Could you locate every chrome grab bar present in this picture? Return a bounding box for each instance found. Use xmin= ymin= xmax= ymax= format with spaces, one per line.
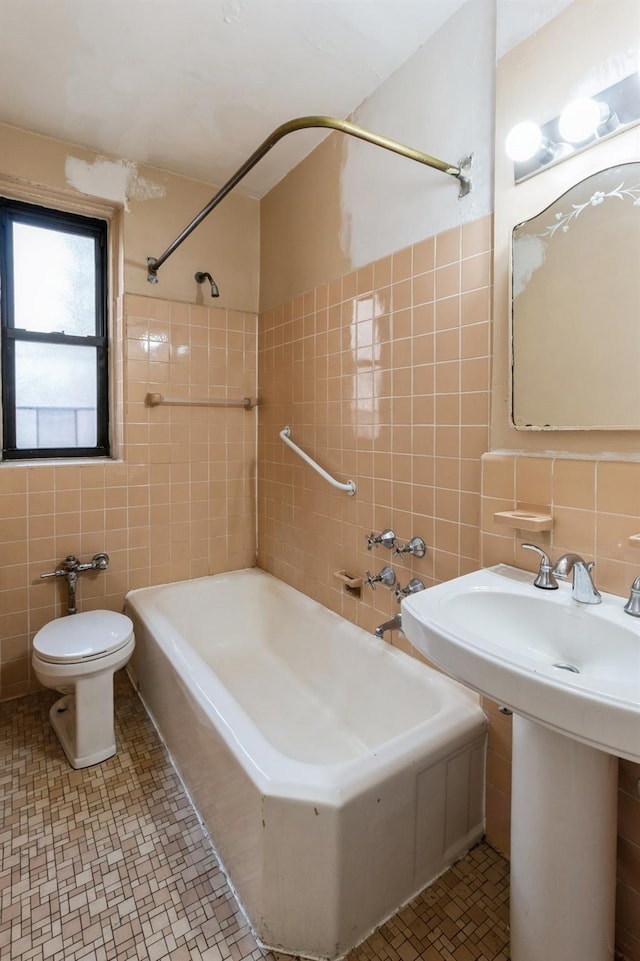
xmin=279 ymin=426 xmax=356 ymax=496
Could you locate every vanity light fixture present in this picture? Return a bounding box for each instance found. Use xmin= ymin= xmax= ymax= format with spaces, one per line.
xmin=558 ymin=97 xmax=618 ymax=144
xmin=505 ymin=121 xmax=558 ymax=164
xmin=506 ymin=69 xmax=640 ymax=182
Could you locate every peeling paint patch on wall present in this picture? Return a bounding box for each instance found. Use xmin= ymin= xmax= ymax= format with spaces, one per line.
xmin=512 ymin=234 xmax=546 ymax=298
xmin=64 ymin=156 xmax=165 ymax=211
xmin=339 ymin=0 xmax=494 ymax=269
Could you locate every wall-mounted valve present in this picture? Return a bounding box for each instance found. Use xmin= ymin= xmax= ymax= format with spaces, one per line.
xmin=366 ymin=529 xmax=397 ymax=551
xmin=394 ymin=536 xmax=426 ymax=559
xmin=365 ymin=566 xmax=396 ymax=590
xmin=392 ymin=578 xmax=425 ymax=601
xmin=40 ymin=553 xmax=110 ymax=615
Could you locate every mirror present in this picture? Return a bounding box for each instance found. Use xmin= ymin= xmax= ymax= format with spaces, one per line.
xmin=511 ymin=162 xmax=640 ymax=429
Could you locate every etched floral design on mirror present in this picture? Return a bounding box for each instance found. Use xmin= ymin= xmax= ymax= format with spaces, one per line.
xmin=511 ymin=162 xmax=640 ymax=429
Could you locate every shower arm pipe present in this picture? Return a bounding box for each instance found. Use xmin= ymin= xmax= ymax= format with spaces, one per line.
xmin=147 ymin=115 xmax=472 ymax=282
xmin=280 ymin=426 xmax=356 ymax=496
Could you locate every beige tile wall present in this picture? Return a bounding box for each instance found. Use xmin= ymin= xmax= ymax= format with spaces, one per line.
xmin=481 ymin=450 xmax=640 ymax=959
xmin=0 ymin=294 xmax=257 ymax=700
xmin=256 ymin=213 xmax=502 ymax=918
xmin=257 ymin=213 xmax=493 ymax=648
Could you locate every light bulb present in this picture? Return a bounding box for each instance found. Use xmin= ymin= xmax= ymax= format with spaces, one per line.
xmin=558 ymin=97 xmax=609 ymax=143
xmin=505 ymin=121 xmax=544 ymax=162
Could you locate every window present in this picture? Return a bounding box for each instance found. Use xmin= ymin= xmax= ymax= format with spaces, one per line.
xmin=0 ymin=198 xmax=109 ymax=460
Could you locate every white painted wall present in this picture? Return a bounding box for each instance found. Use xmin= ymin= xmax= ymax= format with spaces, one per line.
xmin=340 ymin=0 xmax=496 ymax=269
xmin=496 ymin=0 xmax=576 ymax=60
xmin=0 ymin=0 xmax=470 ymax=196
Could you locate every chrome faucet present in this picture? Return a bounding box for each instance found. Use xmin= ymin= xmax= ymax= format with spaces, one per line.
xmin=552 ymin=553 xmax=601 ymax=605
xmin=392 ymin=578 xmax=426 ymax=600
xmin=366 ymin=529 xmax=397 ymax=551
xmin=365 ymin=566 xmax=396 ymax=590
xmin=374 ymin=579 xmax=425 ymax=638
xmin=522 ymin=544 xmax=601 ymax=604
xmin=624 ymin=576 xmax=640 ymax=617
xmin=375 ymin=612 xmax=403 ymax=638
xmin=393 ymin=536 xmax=426 ymax=559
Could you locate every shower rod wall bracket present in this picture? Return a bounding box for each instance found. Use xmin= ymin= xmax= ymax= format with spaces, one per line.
xmin=456 ymin=154 xmax=474 ymax=198
xmin=146 ymin=115 xmax=473 ymax=283
xmin=147 ymin=257 xmax=159 ymax=283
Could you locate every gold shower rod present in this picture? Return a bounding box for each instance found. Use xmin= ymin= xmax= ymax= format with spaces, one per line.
xmin=147 ymin=115 xmax=473 ymax=282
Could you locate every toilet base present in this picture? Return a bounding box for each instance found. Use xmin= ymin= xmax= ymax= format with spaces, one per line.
xmin=34 ymin=634 xmax=135 ymax=770
xmin=49 ymin=693 xmax=116 ymax=769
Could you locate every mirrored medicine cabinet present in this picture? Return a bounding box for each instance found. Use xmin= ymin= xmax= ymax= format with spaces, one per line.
xmin=511 ymin=161 xmax=640 ymax=430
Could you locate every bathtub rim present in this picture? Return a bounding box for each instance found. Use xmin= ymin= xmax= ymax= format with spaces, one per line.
xmin=125 ymin=568 xmax=487 ymax=808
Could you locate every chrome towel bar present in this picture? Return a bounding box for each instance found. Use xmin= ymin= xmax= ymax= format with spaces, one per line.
xmin=279 ymin=426 xmax=356 ymax=496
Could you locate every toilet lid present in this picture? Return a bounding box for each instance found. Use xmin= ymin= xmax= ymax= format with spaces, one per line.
xmin=33 ymin=610 xmax=134 ymax=663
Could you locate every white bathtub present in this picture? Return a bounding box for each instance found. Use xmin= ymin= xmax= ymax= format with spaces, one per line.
xmin=125 ymin=569 xmax=487 ymax=960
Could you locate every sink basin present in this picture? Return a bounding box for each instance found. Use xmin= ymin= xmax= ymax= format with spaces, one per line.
xmin=402 ymin=564 xmax=640 ymax=763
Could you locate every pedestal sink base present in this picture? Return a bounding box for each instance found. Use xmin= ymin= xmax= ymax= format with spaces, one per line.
xmin=511 ymin=716 xmax=618 ymax=961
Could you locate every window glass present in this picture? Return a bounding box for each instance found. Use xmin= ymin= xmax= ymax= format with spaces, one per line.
xmin=14 ymin=341 xmax=97 ymax=448
xmin=12 ymin=223 xmax=97 ymax=336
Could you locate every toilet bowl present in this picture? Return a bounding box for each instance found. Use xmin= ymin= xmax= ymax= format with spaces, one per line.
xmin=32 ymin=610 xmax=135 ymax=769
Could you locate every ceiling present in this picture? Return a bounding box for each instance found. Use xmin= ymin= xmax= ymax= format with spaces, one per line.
xmin=0 ymin=0 xmax=468 ymax=197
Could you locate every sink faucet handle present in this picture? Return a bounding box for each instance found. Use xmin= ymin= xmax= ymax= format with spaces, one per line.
xmin=521 ymin=543 xmax=559 ymax=590
xmin=624 ymin=575 xmax=640 ymax=617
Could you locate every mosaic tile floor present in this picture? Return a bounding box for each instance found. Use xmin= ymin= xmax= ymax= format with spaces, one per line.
xmin=0 ymin=672 xmax=510 ymax=961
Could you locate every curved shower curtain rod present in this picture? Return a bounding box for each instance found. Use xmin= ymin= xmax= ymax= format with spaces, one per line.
xmin=146 ymin=115 xmax=473 ymax=283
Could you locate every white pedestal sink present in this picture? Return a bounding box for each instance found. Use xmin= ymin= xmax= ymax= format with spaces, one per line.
xmin=511 ymin=716 xmax=617 ymax=961
xmin=402 ymin=564 xmax=640 ymax=961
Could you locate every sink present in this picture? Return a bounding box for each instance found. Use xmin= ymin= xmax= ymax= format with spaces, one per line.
xmin=402 ymin=563 xmax=640 ymax=961
xmin=402 ymin=563 xmax=640 ymax=763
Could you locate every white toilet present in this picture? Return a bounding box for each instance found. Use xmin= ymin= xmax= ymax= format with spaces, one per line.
xmin=32 ymin=610 xmax=135 ymax=769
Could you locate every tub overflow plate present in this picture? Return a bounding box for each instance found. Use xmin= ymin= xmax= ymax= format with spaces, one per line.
xmin=553 ymin=661 xmax=580 ymax=674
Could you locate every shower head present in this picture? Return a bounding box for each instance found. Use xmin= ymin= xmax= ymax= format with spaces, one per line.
xmin=195 ymin=271 xmax=220 ymax=298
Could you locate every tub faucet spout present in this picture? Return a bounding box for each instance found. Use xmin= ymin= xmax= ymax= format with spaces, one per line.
xmin=375 ymin=613 xmax=403 ymax=638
